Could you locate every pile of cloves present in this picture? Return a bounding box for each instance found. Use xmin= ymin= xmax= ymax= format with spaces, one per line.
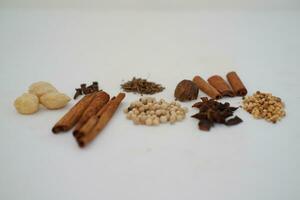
xmin=191 ymin=97 xmax=243 ymax=131
xmin=74 ymin=82 xmax=100 ymax=99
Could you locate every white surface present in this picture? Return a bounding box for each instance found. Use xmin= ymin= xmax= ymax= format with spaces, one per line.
xmin=0 ymin=9 xmax=300 ymax=200
xmin=1 ymin=0 xmax=300 ymax=10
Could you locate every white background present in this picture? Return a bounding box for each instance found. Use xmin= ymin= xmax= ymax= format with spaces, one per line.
xmin=0 ymin=1 xmax=300 ymax=200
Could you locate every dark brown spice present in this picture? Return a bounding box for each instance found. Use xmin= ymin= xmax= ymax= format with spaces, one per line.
xmin=121 ymin=77 xmax=165 ymax=95
xmin=174 ymin=80 xmax=199 ymax=102
xmin=92 ymin=82 xmax=99 ymax=91
xmin=74 ymin=88 xmax=83 ymax=99
xmin=74 ymin=82 xmax=100 ymax=99
xmin=191 ymin=98 xmax=242 ymax=131
xmin=81 ymin=84 xmax=87 ymax=94
xmin=225 ymin=116 xmax=243 ymax=126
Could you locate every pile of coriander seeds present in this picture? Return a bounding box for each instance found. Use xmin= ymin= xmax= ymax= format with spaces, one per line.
xmin=124 ymin=97 xmax=188 ymax=126
xmin=242 ymin=91 xmax=286 ymax=123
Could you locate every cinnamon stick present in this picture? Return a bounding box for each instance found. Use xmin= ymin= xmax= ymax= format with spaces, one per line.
xmin=52 ymin=93 xmax=96 ymax=133
xmin=73 ymin=91 xmax=110 ymax=136
xmin=95 ymin=97 xmax=116 ymax=118
xmin=208 ymin=75 xmax=235 ymax=97
xmin=76 ymin=93 xmax=125 ymax=147
xmin=193 ymin=75 xmax=221 ymax=99
xmin=74 ymin=115 xmax=99 ymax=139
xmin=226 ymin=71 xmax=247 ymax=96
xmin=74 ymin=96 xmax=116 ymax=139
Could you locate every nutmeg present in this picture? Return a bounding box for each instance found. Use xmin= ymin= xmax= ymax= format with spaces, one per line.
xmin=174 ymin=80 xmax=199 ymax=102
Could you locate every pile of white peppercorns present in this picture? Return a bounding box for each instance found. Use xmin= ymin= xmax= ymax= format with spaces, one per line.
xmin=124 ymin=97 xmax=188 ymax=126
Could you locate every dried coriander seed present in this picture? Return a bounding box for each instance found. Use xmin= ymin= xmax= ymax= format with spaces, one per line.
xmin=243 ymin=91 xmax=286 ymax=123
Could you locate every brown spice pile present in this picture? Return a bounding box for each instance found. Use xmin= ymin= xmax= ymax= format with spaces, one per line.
xmin=192 ymin=97 xmax=242 ymax=131
xmin=121 ymin=77 xmax=165 ymax=95
xmin=243 ymin=91 xmax=286 ymax=123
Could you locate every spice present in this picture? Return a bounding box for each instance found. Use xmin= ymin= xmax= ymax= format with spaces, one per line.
xmin=124 ymin=97 xmax=188 ymax=126
xmin=208 ymin=75 xmax=235 ymax=97
xmin=76 ymin=93 xmax=125 ymax=147
xmin=226 ymin=72 xmax=247 ymax=96
xmin=73 ymin=91 xmax=110 ymax=136
xmin=75 ymin=97 xmax=116 ymax=139
xmin=193 ymin=75 xmax=221 ymax=99
xmin=74 ymin=88 xmax=82 ymax=99
xmin=243 ymin=91 xmax=285 ymax=123
xmin=14 ymin=93 xmax=39 ymax=114
xmin=192 ymin=97 xmax=242 ymax=131
xmin=52 ymin=93 xmax=97 ymax=133
xmin=74 ymin=82 xmax=100 ymax=99
xmin=40 ymin=92 xmax=70 ymax=109
xmin=174 ymin=80 xmax=199 ymax=102
xmin=15 ymin=81 xmax=70 ymax=115
xmin=29 ymin=81 xmax=58 ymax=98
xmin=121 ymin=77 xmax=165 ymax=95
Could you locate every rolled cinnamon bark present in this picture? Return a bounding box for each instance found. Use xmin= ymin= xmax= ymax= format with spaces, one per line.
xmin=193 ymin=75 xmax=221 ymax=99
xmin=73 ymin=91 xmax=110 ymax=136
xmin=74 ymin=96 xmax=116 ymax=139
xmin=226 ymin=71 xmax=247 ymax=96
xmin=95 ymin=96 xmax=116 ymax=118
xmin=74 ymin=115 xmax=98 ymax=139
xmin=208 ymin=75 xmax=235 ymax=97
xmin=52 ymin=93 xmax=96 ymax=134
xmin=76 ymin=93 xmax=125 ymax=147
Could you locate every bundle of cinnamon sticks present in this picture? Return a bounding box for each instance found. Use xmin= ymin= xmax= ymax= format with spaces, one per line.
xmin=192 ymin=71 xmax=247 ymax=99
xmin=52 ymin=91 xmax=125 ymax=147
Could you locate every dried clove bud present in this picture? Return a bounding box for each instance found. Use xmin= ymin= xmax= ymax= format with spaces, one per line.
xmin=73 ymin=88 xmax=82 ymax=99
xmin=92 ymin=82 xmax=99 ymax=91
xmin=74 ymin=82 xmax=100 ymax=100
xmin=81 ymin=84 xmax=87 ymax=94
xmin=174 ymin=80 xmax=199 ymax=102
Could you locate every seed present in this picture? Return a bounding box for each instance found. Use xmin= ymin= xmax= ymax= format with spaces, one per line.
xmin=126 ymin=113 xmax=132 ymax=119
xmin=182 ymin=107 xmax=188 ymax=113
xmin=150 ymin=110 xmax=155 ymax=115
xmin=160 ymin=116 xmax=168 ymax=123
xmin=153 ymin=117 xmax=160 ymax=126
xmin=121 ymin=77 xmax=165 ymax=95
xmin=243 ymin=92 xmax=285 ymax=123
xmin=139 ymin=106 xmax=145 ymax=112
xmin=145 ymin=118 xmax=153 ymax=126
xmin=133 ymin=117 xmax=140 ymax=124
xmin=170 ymin=115 xmax=177 ymax=124
xmin=176 ymin=115 xmax=184 ymax=121
xmin=155 ymin=109 xmax=162 ymax=115
xmin=139 ymin=115 xmax=147 ymax=124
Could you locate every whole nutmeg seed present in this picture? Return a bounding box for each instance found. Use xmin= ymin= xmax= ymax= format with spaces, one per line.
xmin=174 ymin=80 xmax=199 ymax=102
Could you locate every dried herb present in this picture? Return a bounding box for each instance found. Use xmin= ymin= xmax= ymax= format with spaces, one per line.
xmin=74 ymin=82 xmax=100 ymax=99
xmin=191 ymin=97 xmax=242 ymax=131
xmin=174 ymin=80 xmax=199 ymax=102
xmin=121 ymin=77 xmax=165 ymax=95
